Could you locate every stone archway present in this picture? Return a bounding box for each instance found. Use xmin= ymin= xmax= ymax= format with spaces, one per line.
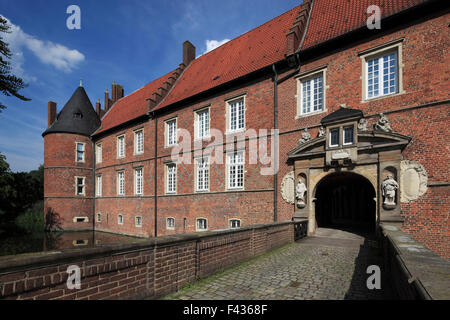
xmin=314 ymin=172 xmax=376 ymax=233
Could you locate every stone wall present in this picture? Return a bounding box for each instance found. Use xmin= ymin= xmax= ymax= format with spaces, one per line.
xmin=0 ymin=221 xmax=297 ymax=300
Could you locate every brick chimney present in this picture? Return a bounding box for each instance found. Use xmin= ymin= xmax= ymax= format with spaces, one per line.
xmin=183 ymin=41 xmax=196 ymax=66
xmin=48 ymin=101 xmax=57 ymax=127
xmin=96 ymin=98 xmax=101 ymax=115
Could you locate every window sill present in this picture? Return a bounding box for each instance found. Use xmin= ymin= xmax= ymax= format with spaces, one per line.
xmin=225 ymin=129 xmax=245 ymax=135
xmin=361 ymin=91 xmax=406 ymax=103
xmin=295 ymin=108 xmax=327 ymax=120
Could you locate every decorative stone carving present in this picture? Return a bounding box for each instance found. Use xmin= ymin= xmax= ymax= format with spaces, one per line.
xmin=400 ymin=160 xmax=428 ymax=202
xmin=298 ymin=128 xmax=311 ymax=145
xmin=382 ymin=174 xmax=399 ymax=209
xmin=318 ymin=126 xmax=325 ymax=137
xmin=280 ymin=171 xmax=295 ymax=204
xmin=331 ymin=149 xmax=350 ymax=160
xmin=295 ymin=180 xmax=307 ymax=209
xmin=374 ymin=113 xmax=392 ymax=132
xmin=358 ymin=118 xmax=368 ymax=131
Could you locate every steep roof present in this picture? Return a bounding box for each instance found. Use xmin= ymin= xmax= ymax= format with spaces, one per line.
xmin=302 ymin=0 xmax=428 ymax=49
xmin=153 ymin=4 xmax=304 ymax=112
xmin=42 ymin=86 xmax=101 ymax=137
xmin=95 ymin=70 xmax=175 ymax=134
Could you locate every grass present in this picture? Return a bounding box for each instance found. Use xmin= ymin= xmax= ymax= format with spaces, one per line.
xmin=161 ymin=242 xmax=294 ymax=300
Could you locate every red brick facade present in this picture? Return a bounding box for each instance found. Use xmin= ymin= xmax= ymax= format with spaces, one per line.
xmin=44 ymin=2 xmax=449 ymax=258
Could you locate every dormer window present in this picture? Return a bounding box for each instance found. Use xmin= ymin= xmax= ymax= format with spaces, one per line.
xmin=73 ymin=109 xmax=83 ymax=119
xmin=329 ymin=128 xmax=340 ymax=147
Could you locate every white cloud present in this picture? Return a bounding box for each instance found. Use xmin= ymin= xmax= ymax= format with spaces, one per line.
xmin=199 ymin=39 xmax=230 ymax=57
xmin=1 ymin=15 xmax=85 ymax=76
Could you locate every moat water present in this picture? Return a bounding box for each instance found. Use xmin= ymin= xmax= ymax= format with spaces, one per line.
xmin=0 ymin=229 xmax=146 ymax=257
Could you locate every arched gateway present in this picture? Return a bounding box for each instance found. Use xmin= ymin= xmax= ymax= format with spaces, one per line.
xmin=287 ymin=107 xmax=411 ymax=236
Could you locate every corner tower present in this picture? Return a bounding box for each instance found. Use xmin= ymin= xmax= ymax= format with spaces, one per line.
xmin=42 ymin=85 xmax=101 ymax=231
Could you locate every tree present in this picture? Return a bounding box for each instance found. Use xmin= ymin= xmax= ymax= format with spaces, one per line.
xmin=0 ymin=15 xmax=31 ymax=112
xmin=0 ymin=152 xmax=14 ymax=218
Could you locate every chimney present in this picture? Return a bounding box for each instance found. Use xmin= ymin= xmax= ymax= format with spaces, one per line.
xmin=104 ymin=89 xmax=110 ymax=111
xmin=96 ymin=98 xmax=101 ymax=115
xmin=48 ymin=101 xmax=57 ymax=127
xmin=183 ymin=41 xmax=196 ymax=66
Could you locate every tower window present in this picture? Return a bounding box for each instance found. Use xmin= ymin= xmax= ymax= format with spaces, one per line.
xmin=75 ymin=177 xmax=85 ymax=196
xmin=196 ymin=218 xmax=207 ymax=231
xmin=76 ymin=143 xmax=85 ymax=162
xmin=167 ymin=217 xmax=175 ymax=230
xmin=135 ymin=216 xmax=142 ymax=227
xmin=229 ymin=219 xmax=241 ymax=229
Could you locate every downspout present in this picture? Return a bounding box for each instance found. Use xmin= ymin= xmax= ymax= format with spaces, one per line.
xmin=91 ymin=138 xmax=96 ymax=235
xmin=153 ymin=113 xmax=158 ymax=237
xmin=272 ymin=64 xmax=278 ymax=222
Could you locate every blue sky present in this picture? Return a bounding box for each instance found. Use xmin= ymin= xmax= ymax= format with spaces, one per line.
xmin=0 ymin=0 xmax=300 ymax=172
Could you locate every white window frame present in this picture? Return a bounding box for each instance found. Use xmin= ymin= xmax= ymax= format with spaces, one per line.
xmin=117 ymin=134 xmax=125 ymax=158
xmin=196 ymin=218 xmax=208 ymax=231
xmin=96 ymin=175 xmax=102 ymax=197
xmin=226 ymin=96 xmax=246 ymax=133
xmin=195 ymin=157 xmax=209 ymax=192
xmin=117 ymin=170 xmax=125 ymax=196
xmin=229 ymin=219 xmax=241 ymax=229
xmin=97 ymin=213 xmax=101 ymax=223
xmin=96 ymin=143 xmax=102 ymax=164
xmin=195 ymin=107 xmax=210 ymax=140
xmin=227 ymin=151 xmax=244 ymax=190
xmin=134 ymin=168 xmax=143 ymax=195
xmin=76 ymin=142 xmax=85 ymax=163
xmin=343 ymin=126 xmax=355 ymax=146
xmin=329 ymin=128 xmax=340 ymax=148
xmin=165 ymin=163 xmax=177 ymax=194
xmin=118 ymin=214 xmax=124 ymax=225
xmin=359 ymin=40 xmax=404 ymax=101
xmin=134 ymin=129 xmax=144 ymax=155
xmin=166 ymin=217 xmax=175 ymax=230
xmin=296 ymin=67 xmax=327 ymax=118
xmin=75 ymin=176 xmax=86 ymax=196
xmin=165 ymin=118 xmax=177 ymax=147
xmin=135 ymin=216 xmax=142 ymax=228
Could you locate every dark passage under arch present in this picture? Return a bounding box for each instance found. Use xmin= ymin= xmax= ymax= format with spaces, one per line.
xmin=315 ymin=172 xmax=376 ymax=232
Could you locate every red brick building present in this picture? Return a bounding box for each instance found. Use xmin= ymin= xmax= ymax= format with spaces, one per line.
xmin=43 ymin=0 xmax=449 ymax=258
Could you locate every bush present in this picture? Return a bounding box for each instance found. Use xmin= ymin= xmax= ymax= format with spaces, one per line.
xmin=15 ymin=201 xmax=44 ymax=233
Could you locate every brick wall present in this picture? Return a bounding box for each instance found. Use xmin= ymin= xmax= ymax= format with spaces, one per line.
xmin=0 ymin=221 xmax=296 ymax=300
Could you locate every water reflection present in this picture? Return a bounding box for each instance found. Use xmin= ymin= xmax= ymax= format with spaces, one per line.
xmin=0 ymin=231 xmax=146 ymax=257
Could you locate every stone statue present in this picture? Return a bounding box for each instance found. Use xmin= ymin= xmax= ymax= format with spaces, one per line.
xmin=374 ymin=113 xmax=392 ymax=132
xmin=358 ymin=118 xmax=368 ymax=131
xmin=382 ymin=174 xmax=399 ymax=207
xmin=295 ymin=180 xmax=307 ymax=208
xmin=318 ymin=126 xmax=325 ymax=137
xmin=298 ymin=128 xmax=311 ymax=145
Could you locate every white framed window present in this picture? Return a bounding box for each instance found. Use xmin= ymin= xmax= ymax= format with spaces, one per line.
xmin=135 ymin=168 xmax=143 ymax=195
xmin=329 ymin=128 xmax=340 ymax=147
xmin=118 ymin=214 xmax=124 ymax=225
xmin=195 ymin=108 xmax=210 ymax=139
xmin=365 ymin=51 xmax=398 ymax=99
xmin=343 ymin=126 xmax=354 ymax=145
xmin=167 ymin=217 xmax=175 ymax=230
xmin=196 ymin=157 xmax=209 ymax=192
xmin=135 ymin=216 xmax=142 ymax=227
xmin=227 ymin=97 xmax=245 ymax=132
xmin=117 ymin=171 xmax=125 ymax=196
xmin=196 ymin=218 xmax=207 ymax=231
xmin=97 ymin=213 xmax=101 ymax=223
xmin=117 ymin=135 xmax=125 ymax=158
xmin=229 ymin=219 xmax=241 ymax=228
xmin=300 ymin=74 xmax=323 ymax=115
xmin=165 ymin=118 xmax=177 ymax=147
xmin=76 ymin=143 xmax=85 ymax=162
xmin=96 ymin=143 xmax=102 ymax=163
xmin=134 ymin=129 xmax=144 ymax=154
xmin=227 ymin=152 xmax=244 ymax=189
xmin=75 ymin=177 xmax=85 ymax=196
xmin=166 ymin=163 xmax=177 ymax=194
xmin=96 ymin=175 xmax=102 ymax=197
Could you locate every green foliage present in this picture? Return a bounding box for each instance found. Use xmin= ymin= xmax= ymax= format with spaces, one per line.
xmin=15 ymin=200 xmax=44 ymax=233
xmin=0 ymin=15 xmax=31 ymax=112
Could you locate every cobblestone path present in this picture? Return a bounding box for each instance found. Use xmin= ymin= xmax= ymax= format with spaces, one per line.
xmin=163 ymin=228 xmax=395 ymax=300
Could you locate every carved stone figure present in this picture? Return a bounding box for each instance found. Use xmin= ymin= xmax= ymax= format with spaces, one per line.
xmin=298 ymin=128 xmax=311 ymax=145
xmin=382 ymin=174 xmax=399 ymax=207
xmin=295 ymin=180 xmax=307 ymax=208
xmin=358 ymin=118 xmax=368 ymax=131
xmin=318 ymin=126 xmax=325 ymax=137
xmin=374 ymin=113 xmax=392 ymax=132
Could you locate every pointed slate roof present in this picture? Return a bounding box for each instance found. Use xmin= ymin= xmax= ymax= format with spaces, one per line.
xmin=320 ymin=107 xmax=363 ymax=124
xmin=42 ymin=86 xmax=101 ymax=137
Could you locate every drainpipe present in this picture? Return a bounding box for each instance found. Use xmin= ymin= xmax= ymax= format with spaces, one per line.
xmin=91 ymin=138 xmax=96 ymax=236
xmin=153 ymin=113 xmax=158 ymax=237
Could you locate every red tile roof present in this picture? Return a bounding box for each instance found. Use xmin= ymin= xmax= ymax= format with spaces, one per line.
xmin=152 ymin=4 xmax=304 ymax=112
xmin=302 ymin=0 xmax=427 ymax=49
xmin=95 ymin=70 xmax=175 ymax=134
